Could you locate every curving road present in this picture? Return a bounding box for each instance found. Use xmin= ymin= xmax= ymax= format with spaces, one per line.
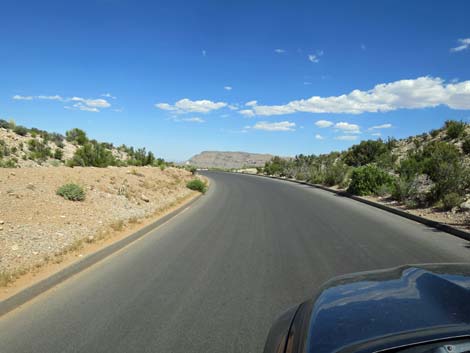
xmin=1 ymin=171 xmax=469 ymax=353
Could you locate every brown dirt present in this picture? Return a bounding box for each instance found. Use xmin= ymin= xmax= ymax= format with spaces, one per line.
xmin=0 ymin=166 xmax=205 ymax=286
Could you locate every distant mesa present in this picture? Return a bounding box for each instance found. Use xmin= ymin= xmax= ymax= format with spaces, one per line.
xmin=188 ymin=151 xmax=274 ymax=169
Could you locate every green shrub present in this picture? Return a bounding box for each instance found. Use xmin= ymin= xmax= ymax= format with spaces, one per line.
xmin=376 ymin=183 xmax=392 ymax=197
xmin=186 ymin=179 xmax=207 ymax=193
xmin=0 ymin=139 xmax=10 ymax=158
xmin=324 ymin=161 xmax=350 ymax=186
xmin=69 ymin=142 xmax=116 ymax=167
xmin=56 ymin=183 xmax=86 ymax=201
xmin=65 ymin=128 xmax=88 ymax=145
xmin=53 ymin=148 xmax=64 ymax=160
xmin=391 ymin=178 xmax=411 ymax=202
xmin=445 ymin=120 xmax=466 ymax=140
xmin=13 ymin=125 xmax=28 ymax=136
xmin=442 ymin=192 xmax=463 ymax=211
xmin=0 ymin=159 xmax=17 ymax=168
xmin=343 ymin=140 xmax=390 ymax=167
xmin=421 ymin=142 xmax=464 ymax=201
xmin=27 ymin=139 xmax=52 ymax=161
xmin=347 ymin=165 xmax=394 ymax=196
xmin=430 ymin=129 xmax=440 ymax=138
xmin=463 ymin=137 xmax=470 ymax=155
xmin=0 ymin=119 xmax=12 ymax=129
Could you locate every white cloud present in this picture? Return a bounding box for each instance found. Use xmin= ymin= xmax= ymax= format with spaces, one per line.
xmin=238 ymin=76 xmax=470 ymax=116
xmin=315 ymin=120 xmax=333 ymax=128
xmin=224 ymin=86 xmax=232 ymax=91
xmin=245 ymin=100 xmax=257 ymax=107
xmin=315 ymin=134 xmax=324 ymax=140
xmin=228 ymin=104 xmax=239 ymax=110
xmin=369 ymin=123 xmax=392 ymax=130
xmin=73 ymin=104 xmax=100 ymax=112
xmin=335 ymin=135 xmax=358 ymax=141
xmin=12 ymin=94 xmax=111 ymax=112
xmin=37 ymin=95 xmax=63 ymax=100
xmin=308 ymin=54 xmax=319 ymax=63
xmin=155 ymin=98 xmax=227 ymax=113
xmin=101 ymin=93 xmax=116 ymax=99
xmin=13 ymin=95 xmax=33 ymax=100
xmin=70 ymin=97 xmax=111 ymax=108
xmin=239 ymin=109 xmax=255 ymax=117
xmin=308 ymin=50 xmax=323 ymax=63
xmin=450 ymin=38 xmax=470 ymax=52
xmin=274 ymin=49 xmax=286 ymax=54
xmin=253 ymin=121 xmax=296 ymax=132
xmin=335 ymin=122 xmax=360 ymax=134
xmin=182 ymin=117 xmax=205 ymax=123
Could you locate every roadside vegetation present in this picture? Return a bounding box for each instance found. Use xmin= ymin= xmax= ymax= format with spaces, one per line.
xmin=186 ymin=178 xmax=208 ymax=193
xmin=0 ymin=120 xmax=171 ymax=169
xmin=262 ymin=120 xmax=470 ymax=215
xmin=56 ymin=183 xmax=86 ymax=201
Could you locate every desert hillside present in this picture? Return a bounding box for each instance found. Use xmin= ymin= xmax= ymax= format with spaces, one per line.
xmin=0 ymin=166 xmax=201 ymax=284
xmin=0 ymin=119 xmax=161 ymax=168
xmin=262 ymin=120 xmax=470 ymax=230
xmin=188 ymin=151 xmax=274 ymax=169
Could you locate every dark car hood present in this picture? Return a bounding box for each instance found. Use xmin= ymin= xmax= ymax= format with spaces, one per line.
xmin=306 ymin=264 xmax=470 ymax=353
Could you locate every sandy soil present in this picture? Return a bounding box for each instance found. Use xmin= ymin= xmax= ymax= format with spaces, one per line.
xmin=0 ymin=166 xmax=201 ymax=281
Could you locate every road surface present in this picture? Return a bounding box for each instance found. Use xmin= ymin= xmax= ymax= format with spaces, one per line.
xmin=1 ymin=171 xmax=469 ymax=353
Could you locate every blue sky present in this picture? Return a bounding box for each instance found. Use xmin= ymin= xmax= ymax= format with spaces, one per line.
xmin=1 ymin=0 xmax=470 ymax=161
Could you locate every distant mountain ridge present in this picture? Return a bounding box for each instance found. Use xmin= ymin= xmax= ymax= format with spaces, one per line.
xmin=188 ymin=151 xmax=275 ymax=169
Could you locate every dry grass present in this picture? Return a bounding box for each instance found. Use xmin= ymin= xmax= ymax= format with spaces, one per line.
xmin=110 ymin=220 xmax=125 ymax=231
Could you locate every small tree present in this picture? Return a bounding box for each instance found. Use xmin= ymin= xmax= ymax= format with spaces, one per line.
xmin=65 ymin=128 xmax=88 ymax=145
xmin=70 ymin=142 xmax=116 ymax=167
xmin=347 ymin=164 xmax=394 ymax=196
xmin=13 ymin=125 xmax=29 ymax=136
xmin=445 ymin=120 xmax=466 ymax=140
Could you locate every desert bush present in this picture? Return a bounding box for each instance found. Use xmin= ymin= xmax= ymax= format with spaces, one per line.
xmin=463 ymin=137 xmax=470 ymax=155
xmin=53 ymin=148 xmax=64 ymax=160
xmin=392 ymin=174 xmax=434 ymax=207
xmin=0 ymin=139 xmax=10 ymax=158
xmin=430 ymin=129 xmax=440 ymax=138
xmin=0 ymin=159 xmax=17 ymax=168
xmin=445 ymin=120 xmax=466 ymax=140
xmin=391 ymin=177 xmax=411 ymax=202
xmin=343 ymin=140 xmax=390 ymax=167
xmin=347 ymin=164 xmax=394 ymax=196
xmin=65 ymin=128 xmax=88 ymax=145
xmin=264 ymin=156 xmax=289 ymax=176
xmin=324 ymin=161 xmax=350 ymax=186
xmin=398 ymin=142 xmax=466 ymax=203
xmin=442 ymin=192 xmax=463 ymax=211
xmin=421 ymin=142 xmax=465 ymax=201
xmin=27 ymin=139 xmax=52 ymax=161
xmin=0 ymin=119 xmax=12 ymax=129
xmin=186 ymin=179 xmax=207 ymax=193
xmin=308 ymin=166 xmax=325 ymax=184
xmin=376 ymin=183 xmax=392 ymax=197
xmin=69 ymin=142 xmax=116 ymax=167
xmin=56 ymin=183 xmax=86 ymax=201
xmin=13 ymin=125 xmax=28 ymax=136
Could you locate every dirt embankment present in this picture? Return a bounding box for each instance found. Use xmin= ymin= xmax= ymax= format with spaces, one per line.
xmin=0 ymin=166 xmax=200 ymax=282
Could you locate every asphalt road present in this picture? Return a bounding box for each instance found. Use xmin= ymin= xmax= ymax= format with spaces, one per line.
xmin=1 ymin=171 xmax=469 ymax=353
